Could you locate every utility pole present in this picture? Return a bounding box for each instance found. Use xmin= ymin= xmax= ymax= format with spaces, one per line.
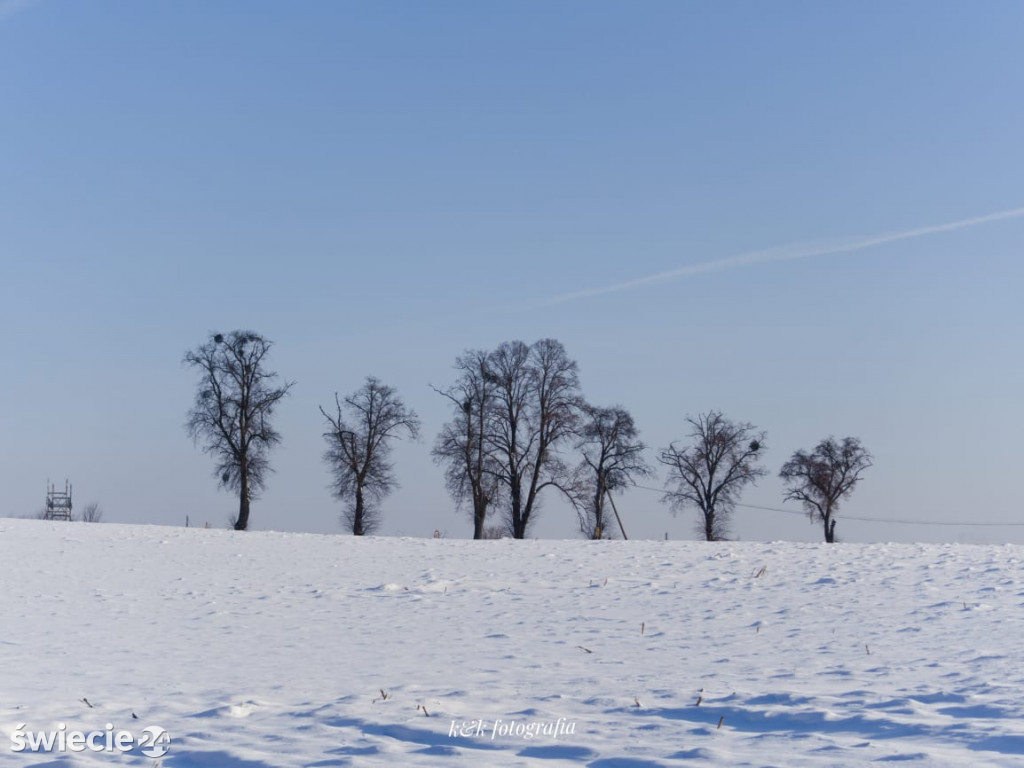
xmin=605 ymin=489 xmax=628 ymax=540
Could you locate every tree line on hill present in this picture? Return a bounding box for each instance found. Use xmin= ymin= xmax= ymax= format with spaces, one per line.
xmin=184 ymin=330 xmax=871 ymax=543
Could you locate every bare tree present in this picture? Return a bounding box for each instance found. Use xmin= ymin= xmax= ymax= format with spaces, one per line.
xmin=485 ymin=339 xmax=581 ymax=539
xmin=321 ymin=376 xmax=420 ymax=536
xmin=779 ymin=436 xmax=872 ymax=543
xmin=659 ymin=411 xmax=767 ymax=541
xmin=79 ymin=502 xmax=103 ymax=523
xmin=432 ymin=350 xmax=503 ymax=539
xmin=184 ymin=331 xmax=294 ymax=531
xmin=573 ymin=404 xmax=651 ymax=539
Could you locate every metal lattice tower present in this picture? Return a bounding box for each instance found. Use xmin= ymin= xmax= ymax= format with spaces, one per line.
xmin=44 ymin=480 xmax=73 ymax=521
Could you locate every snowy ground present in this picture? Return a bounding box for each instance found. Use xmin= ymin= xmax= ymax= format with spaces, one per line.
xmin=1 ymin=519 xmax=1023 ymax=767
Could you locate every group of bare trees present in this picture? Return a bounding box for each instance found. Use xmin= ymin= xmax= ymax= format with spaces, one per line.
xmin=430 ymin=342 xmax=872 ymax=543
xmin=184 ymin=331 xmax=419 ymax=534
xmin=658 ymin=413 xmax=872 ymax=543
xmin=432 ymin=340 xmax=592 ymax=539
xmin=184 ymin=330 xmax=871 ymax=542
xmin=430 ymin=340 xmax=661 ymax=541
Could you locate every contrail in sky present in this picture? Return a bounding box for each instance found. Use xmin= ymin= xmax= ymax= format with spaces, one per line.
xmin=543 ymin=206 xmax=1024 ymax=306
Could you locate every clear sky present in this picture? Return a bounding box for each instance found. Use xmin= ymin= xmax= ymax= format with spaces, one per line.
xmin=2 ymin=1 xmax=1022 ymax=542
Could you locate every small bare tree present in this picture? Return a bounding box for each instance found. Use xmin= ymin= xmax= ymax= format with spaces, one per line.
xmin=184 ymin=331 xmax=294 ymax=531
xmin=79 ymin=502 xmax=103 ymax=523
xmin=432 ymin=350 xmax=503 ymax=539
xmin=321 ymin=377 xmax=420 ymax=536
xmin=573 ymin=404 xmax=651 ymax=539
xmin=659 ymin=411 xmax=767 ymax=541
xmin=779 ymin=436 xmax=872 ymax=543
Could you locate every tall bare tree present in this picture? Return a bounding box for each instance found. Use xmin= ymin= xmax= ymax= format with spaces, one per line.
xmin=184 ymin=331 xmax=293 ymax=531
xmin=485 ymin=339 xmax=581 ymax=539
xmin=573 ymin=404 xmax=651 ymax=539
xmin=432 ymin=350 xmax=502 ymax=539
xmin=659 ymin=411 xmax=767 ymax=541
xmin=321 ymin=376 xmax=420 ymax=536
xmin=779 ymin=436 xmax=872 ymax=543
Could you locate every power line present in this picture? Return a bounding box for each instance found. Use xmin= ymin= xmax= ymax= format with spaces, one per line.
xmin=629 ymin=483 xmax=1024 ymax=527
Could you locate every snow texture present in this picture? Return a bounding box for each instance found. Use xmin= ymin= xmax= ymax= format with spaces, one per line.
xmin=2 ymin=519 xmax=1023 ymax=766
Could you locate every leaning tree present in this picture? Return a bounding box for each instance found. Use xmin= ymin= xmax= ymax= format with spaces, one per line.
xmin=184 ymin=330 xmax=294 ymax=531
xmin=321 ymin=376 xmax=420 ymax=536
xmin=659 ymin=411 xmax=767 ymax=541
xmin=779 ymin=436 xmax=872 ymax=543
xmin=573 ymin=404 xmax=651 ymax=539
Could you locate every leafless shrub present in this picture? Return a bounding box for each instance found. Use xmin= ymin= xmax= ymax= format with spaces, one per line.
xmin=79 ymin=502 xmax=103 ymax=523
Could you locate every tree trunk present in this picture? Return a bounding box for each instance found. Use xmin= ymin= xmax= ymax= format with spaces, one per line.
xmin=511 ymin=480 xmax=525 ymax=539
xmin=235 ymin=463 xmax=250 ymax=531
xmin=704 ymin=509 xmax=714 ymax=542
xmin=592 ymin=482 xmax=605 ymax=539
xmin=353 ymin=486 xmax=365 ymax=536
xmin=824 ymin=514 xmax=836 ymax=543
xmin=472 ymin=495 xmax=486 ymax=540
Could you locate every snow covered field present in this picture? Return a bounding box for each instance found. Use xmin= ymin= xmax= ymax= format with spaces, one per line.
xmin=2 ymin=519 xmax=1023 ymax=767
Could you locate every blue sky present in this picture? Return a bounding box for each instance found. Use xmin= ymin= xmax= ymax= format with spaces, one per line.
xmin=2 ymin=1 xmax=1022 ymax=541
